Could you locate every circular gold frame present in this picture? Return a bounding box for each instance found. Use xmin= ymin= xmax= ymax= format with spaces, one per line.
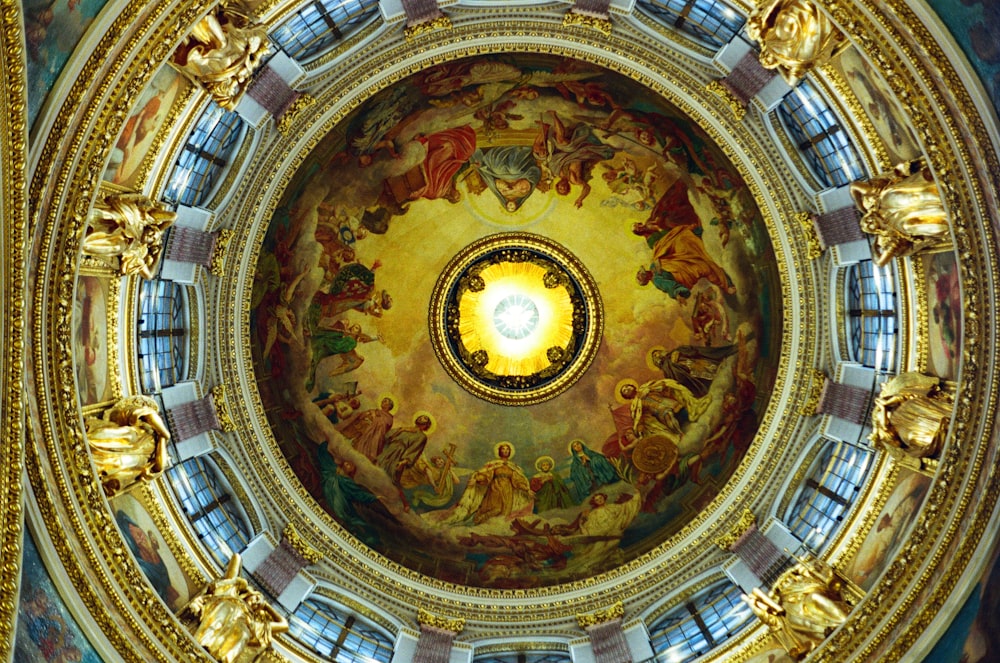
xmin=429 ymin=232 xmax=604 ymax=405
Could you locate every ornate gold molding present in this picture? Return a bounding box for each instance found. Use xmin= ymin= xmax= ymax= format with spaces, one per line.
xmin=209 ymin=228 xmax=234 ymax=277
xmin=706 ymin=79 xmax=747 ymax=121
xmin=795 ymin=211 xmax=823 ymax=259
xmin=563 ymin=10 xmax=613 ymax=36
xmin=576 ymin=601 xmax=625 ymax=628
xmin=417 ymin=608 xmax=466 ymax=633
xmin=283 ymin=523 xmax=323 ymax=564
xmin=799 ymin=369 xmax=827 ymax=416
xmin=0 ymin=0 xmax=27 ymax=657
xmin=404 ymin=15 xmax=452 ymax=41
xmin=714 ymin=508 xmax=757 ymax=551
xmin=276 ymin=93 xmax=315 ymax=135
xmin=210 ymin=384 xmax=235 ymax=432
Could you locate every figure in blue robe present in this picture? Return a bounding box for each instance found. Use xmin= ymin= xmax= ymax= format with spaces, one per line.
xmin=568 ymin=439 xmax=620 ymax=503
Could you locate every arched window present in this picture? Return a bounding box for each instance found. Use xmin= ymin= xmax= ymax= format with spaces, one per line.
xmin=271 ymin=0 xmax=379 ymax=62
xmin=649 ymin=580 xmax=752 ymax=662
xmin=163 ymin=103 xmax=245 ymax=208
xmin=138 ymin=279 xmax=187 ymax=393
xmin=167 ymin=455 xmax=253 ymax=567
xmin=777 ymin=79 xmax=865 ymax=189
xmin=289 ymin=598 xmax=394 ymax=662
xmin=637 ymin=0 xmax=745 ymax=50
xmin=785 ymin=439 xmax=873 ymax=552
xmin=846 ymin=259 xmax=897 ymax=372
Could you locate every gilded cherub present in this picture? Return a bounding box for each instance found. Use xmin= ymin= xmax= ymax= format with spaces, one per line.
xmin=84 ymin=395 xmax=171 ymax=496
xmin=851 ymin=161 xmax=950 ymax=265
xmin=747 ymin=0 xmax=848 ymax=86
xmin=172 ymin=3 xmax=270 ymax=110
xmin=82 ymin=193 xmax=175 ymax=279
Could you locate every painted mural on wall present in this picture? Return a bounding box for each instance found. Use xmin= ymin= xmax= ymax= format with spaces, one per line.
xmin=73 ymin=273 xmax=115 ymax=407
xmin=844 ymin=469 xmax=932 ymax=589
xmin=16 ymin=530 xmax=102 ymax=663
xmin=104 ymin=66 xmax=189 ymax=188
xmin=925 ymin=0 xmax=1000 ymax=111
xmin=831 ymin=47 xmax=922 ymax=166
xmin=919 ymin=537 xmax=1000 ymax=662
xmin=112 ymin=492 xmax=195 ymax=612
xmin=922 ymin=250 xmax=961 ymax=382
xmin=25 ymin=0 xmax=111 ymax=128
xmin=251 ymin=54 xmax=783 ymax=588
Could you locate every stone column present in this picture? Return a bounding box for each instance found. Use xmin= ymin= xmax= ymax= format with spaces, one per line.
xmin=402 ymin=0 xmax=451 ymax=38
xmin=413 ymin=609 xmax=464 ymax=663
xmin=165 ymin=385 xmax=234 ymax=441
xmin=708 ymin=51 xmax=777 ymax=120
xmin=251 ymin=524 xmax=323 ymax=598
xmin=818 ymin=379 xmax=872 ymax=425
xmin=164 ymin=226 xmax=217 ymax=268
xmin=812 ymin=206 xmax=864 ymax=249
xmin=578 ymin=603 xmax=630 ymax=663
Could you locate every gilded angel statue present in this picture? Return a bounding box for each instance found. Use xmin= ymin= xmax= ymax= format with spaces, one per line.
xmin=743 ymin=556 xmax=850 ymax=660
xmin=82 ymin=193 xmax=175 ymax=279
xmin=183 ymin=554 xmax=289 ymax=663
xmin=747 ymin=0 xmax=848 ymax=86
xmin=870 ymin=371 xmax=954 ymax=467
xmin=84 ymin=395 xmax=171 ymax=496
xmin=852 ymin=162 xmax=950 ymax=265
xmin=172 ymin=3 xmax=270 ymax=110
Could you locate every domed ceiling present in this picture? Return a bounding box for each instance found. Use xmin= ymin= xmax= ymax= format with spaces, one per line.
xmin=7 ymin=0 xmax=1000 ymax=661
xmin=250 ymin=53 xmax=781 ymax=589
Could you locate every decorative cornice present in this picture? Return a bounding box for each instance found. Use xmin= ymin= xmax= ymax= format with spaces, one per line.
xmin=799 ymin=369 xmax=828 ymax=416
xmin=283 ymin=523 xmax=323 ymax=564
xmin=417 ymin=608 xmax=466 ymax=633
xmin=563 ymin=10 xmax=613 ymax=36
xmin=714 ymin=508 xmax=757 ymax=551
xmin=706 ymin=79 xmax=747 ymax=121
xmin=796 ymin=211 xmax=824 ymax=259
xmin=209 ymin=228 xmax=234 ymax=277
xmin=576 ymin=601 xmax=625 ymax=628
xmin=403 ymin=14 xmax=452 ymax=40
xmin=276 ymin=93 xmax=315 ymax=136
xmin=210 ymin=384 xmax=235 ymax=432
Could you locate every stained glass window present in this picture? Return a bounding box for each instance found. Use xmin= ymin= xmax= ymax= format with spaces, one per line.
xmin=271 ymin=0 xmax=380 ymax=61
xmin=637 ymin=0 xmax=745 ymax=49
xmin=163 ymin=103 xmax=244 ymax=207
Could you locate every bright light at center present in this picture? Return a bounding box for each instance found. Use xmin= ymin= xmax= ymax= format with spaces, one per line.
xmin=494 ymin=294 xmax=539 ymax=339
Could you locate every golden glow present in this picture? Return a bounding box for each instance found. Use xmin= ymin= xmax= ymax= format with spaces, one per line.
xmin=457 ymin=261 xmax=574 ymax=376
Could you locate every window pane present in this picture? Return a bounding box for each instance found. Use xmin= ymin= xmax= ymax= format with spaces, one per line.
xmin=272 ymin=0 xmax=380 ymax=61
xmin=163 ymin=104 xmax=244 ymax=207
xmin=778 ymin=80 xmax=865 ymax=188
xmin=637 ymin=0 xmax=745 ymax=49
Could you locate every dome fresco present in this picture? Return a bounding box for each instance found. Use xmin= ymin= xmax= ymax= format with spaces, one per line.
xmin=251 ymin=53 xmax=782 ymax=589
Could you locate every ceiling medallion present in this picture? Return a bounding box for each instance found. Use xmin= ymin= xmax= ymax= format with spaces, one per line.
xmin=429 ymin=233 xmax=603 ymax=405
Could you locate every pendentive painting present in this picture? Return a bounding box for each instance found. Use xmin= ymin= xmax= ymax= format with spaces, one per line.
xmin=16 ymin=530 xmax=103 ymax=663
xmin=251 ymin=54 xmax=783 ymax=589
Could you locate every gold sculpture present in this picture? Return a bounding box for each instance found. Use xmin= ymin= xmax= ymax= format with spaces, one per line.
xmin=870 ymin=372 xmax=953 ymax=469
xmin=743 ymin=557 xmax=850 ymax=660
xmin=747 ymin=0 xmax=847 ymax=85
xmin=851 ymin=161 xmax=950 ymax=265
xmin=172 ymin=3 xmax=269 ymax=110
xmin=84 ymin=395 xmax=171 ymax=496
xmin=82 ymin=193 xmax=175 ymax=279
xmin=183 ymin=554 xmax=288 ymax=663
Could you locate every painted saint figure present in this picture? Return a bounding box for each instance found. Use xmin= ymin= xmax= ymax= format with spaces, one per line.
xmin=567 ymin=439 xmax=620 ymax=503
xmin=441 ymin=442 xmax=533 ymax=525
xmin=531 ymin=455 xmax=575 ymax=512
